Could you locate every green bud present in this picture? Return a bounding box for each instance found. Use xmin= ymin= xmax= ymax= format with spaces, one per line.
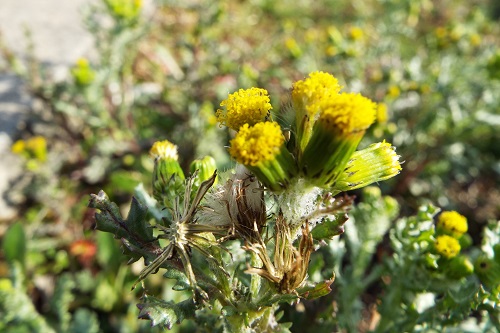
xmin=474 ymin=254 xmax=500 ymax=293
xmin=150 ymin=140 xmax=185 ymax=208
xmin=445 ymin=255 xmax=474 ymax=279
xmin=335 ymin=141 xmax=402 ymax=192
xmin=190 ymin=156 xmax=218 ymax=189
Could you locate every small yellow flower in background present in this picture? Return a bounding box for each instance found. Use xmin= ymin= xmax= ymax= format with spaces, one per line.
xmin=229 ymin=122 xmax=296 ymax=191
xmin=285 ymin=37 xmax=302 ymax=58
xmin=435 ymin=235 xmax=461 ymax=259
xmin=104 ymin=0 xmax=142 ymax=21
xmin=387 ymin=85 xmax=401 ymax=98
xmin=25 ymin=136 xmax=47 ymax=162
xmin=71 ymin=58 xmax=96 ymax=86
xmin=216 ymin=87 xmax=272 ymax=131
xmin=376 ymin=103 xmax=388 ymax=124
xmin=469 ymin=33 xmax=481 ymax=47
xmin=348 ymin=26 xmax=364 ymax=41
xmin=12 ymin=136 xmax=47 ymax=162
xmin=11 ymin=140 xmax=26 ymax=155
xmin=437 ymin=211 xmax=468 ymax=238
xmin=435 ymin=27 xmax=447 ymax=39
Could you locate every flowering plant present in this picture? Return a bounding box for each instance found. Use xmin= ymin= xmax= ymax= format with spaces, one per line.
xmin=90 ymin=71 xmax=406 ymax=330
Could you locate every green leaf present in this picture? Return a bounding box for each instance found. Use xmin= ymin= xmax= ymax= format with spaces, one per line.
xmin=137 ymin=295 xmax=196 ymax=329
xmin=126 ymin=197 xmax=154 ymax=242
xmin=89 ymin=191 xmax=128 ymax=239
xmin=2 ymin=223 xmax=26 ymax=266
xmin=163 ymin=268 xmax=190 ymax=291
xmin=68 ymin=308 xmax=100 ymax=333
xmin=311 ymin=215 xmax=348 ymax=240
xmin=49 ymin=274 xmax=75 ymax=333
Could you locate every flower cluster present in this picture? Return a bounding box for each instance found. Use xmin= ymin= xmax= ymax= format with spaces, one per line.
xmin=433 ymin=210 xmax=469 ymax=259
xmin=216 ymin=71 xmax=402 ymax=194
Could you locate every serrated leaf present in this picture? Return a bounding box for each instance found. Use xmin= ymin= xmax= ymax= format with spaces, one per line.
xmin=89 ymin=191 xmax=128 ymax=239
xmin=163 ymin=268 xmax=190 ymax=291
xmin=311 ymin=215 xmax=348 ymax=240
xmin=137 ymin=296 xmax=196 ymax=329
xmin=126 ymin=197 xmax=154 ymax=241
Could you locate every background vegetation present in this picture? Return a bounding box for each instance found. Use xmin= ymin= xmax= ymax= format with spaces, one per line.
xmin=0 ymin=0 xmax=499 ymax=332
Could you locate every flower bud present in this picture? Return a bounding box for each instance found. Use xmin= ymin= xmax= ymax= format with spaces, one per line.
xmin=474 ymin=254 xmax=500 ymax=293
xmin=335 ymin=141 xmax=401 ymax=192
xmin=190 ymin=156 xmax=218 ymax=189
xmin=445 ymin=255 xmax=474 ymax=279
xmin=150 ymin=140 xmax=185 ymax=206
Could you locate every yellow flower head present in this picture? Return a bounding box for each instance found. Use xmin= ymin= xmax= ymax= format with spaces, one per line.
xmin=348 ymin=27 xmax=364 ymax=40
xmin=292 ymin=71 xmax=342 ymax=117
xmin=229 ymin=122 xmax=284 ymax=166
xmin=435 ymin=235 xmax=461 ymax=259
xmin=317 ymin=92 xmax=377 ymax=134
xmin=217 ymin=87 xmax=272 ymax=131
xmin=150 ymin=140 xmax=178 ymax=160
xmin=11 ymin=140 xmax=26 ymax=155
xmin=437 ymin=211 xmax=468 ymax=237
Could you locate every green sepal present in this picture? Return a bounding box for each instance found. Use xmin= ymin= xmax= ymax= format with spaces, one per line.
xmin=137 ymin=295 xmax=196 ymax=329
xmin=301 ymin=126 xmax=363 ymax=188
xmin=248 ymin=146 xmax=298 ymax=192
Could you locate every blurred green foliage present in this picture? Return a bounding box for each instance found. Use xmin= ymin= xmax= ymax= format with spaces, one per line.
xmin=1 ymin=0 xmax=499 ymax=331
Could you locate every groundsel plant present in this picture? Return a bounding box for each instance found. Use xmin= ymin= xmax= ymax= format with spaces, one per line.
xmin=89 ymin=71 xmax=402 ymax=331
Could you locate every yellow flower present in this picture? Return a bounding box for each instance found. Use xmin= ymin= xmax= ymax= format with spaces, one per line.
xmin=11 ymin=140 xmax=26 ymax=155
xmin=25 ymin=136 xmax=47 ymax=162
xmin=292 ymin=71 xmax=343 ymax=151
xmin=150 ymin=140 xmax=179 ymax=161
xmin=435 ymin=235 xmax=461 ymax=259
xmin=216 ymin=87 xmax=272 ymax=131
xmin=437 ymin=211 xmax=468 ymax=238
xmin=300 ymin=93 xmax=377 ymax=187
xmin=71 ymin=58 xmax=95 ymax=86
xmin=229 ymin=122 xmax=296 ymax=192
xmin=229 ymin=122 xmax=284 ymax=166
xmin=387 ymin=85 xmax=400 ymax=98
xmin=317 ymin=92 xmax=377 ymax=134
xmin=348 ymin=27 xmax=364 ymax=41
xmin=292 ymin=71 xmax=342 ymax=118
